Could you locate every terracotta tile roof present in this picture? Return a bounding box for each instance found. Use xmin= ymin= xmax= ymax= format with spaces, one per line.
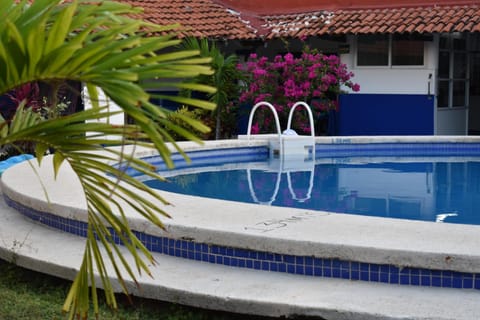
xmin=118 ymin=1 xmax=480 ymax=39
xmin=126 ymin=0 xmax=258 ymax=39
xmin=262 ymin=4 xmax=480 ymax=39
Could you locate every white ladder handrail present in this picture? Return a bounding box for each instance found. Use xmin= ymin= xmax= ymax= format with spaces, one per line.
xmin=286 ymin=101 xmax=316 ymax=137
xmin=247 ymin=168 xmax=282 ymax=205
xmin=287 ymin=169 xmax=315 ymax=203
xmin=246 ymin=101 xmax=282 ymax=139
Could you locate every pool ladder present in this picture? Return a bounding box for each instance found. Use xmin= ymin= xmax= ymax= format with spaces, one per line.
xmin=245 ymin=101 xmax=316 ymax=161
xmin=244 ymin=101 xmax=316 ymax=205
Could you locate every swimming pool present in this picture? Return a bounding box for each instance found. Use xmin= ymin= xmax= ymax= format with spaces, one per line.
xmin=3 ymin=136 xmax=480 ymax=299
xmin=142 ymin=157 xmax=480 ymax=225
xmin=132 ymin=139 xmax=480 ymax=226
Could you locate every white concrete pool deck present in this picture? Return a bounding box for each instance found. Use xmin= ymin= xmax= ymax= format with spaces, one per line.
xmin=1 ymin=137 xmax=480 ymax=319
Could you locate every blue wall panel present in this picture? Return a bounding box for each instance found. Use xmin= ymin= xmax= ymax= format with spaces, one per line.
xmin=338 ymin=94 xmax=434 ymax=135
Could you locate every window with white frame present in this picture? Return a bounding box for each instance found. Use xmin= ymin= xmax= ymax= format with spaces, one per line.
xmin=357 ymin=34 xmax=425 ymax=67
xmin=437 ymin=33 xmax=468 ymax=108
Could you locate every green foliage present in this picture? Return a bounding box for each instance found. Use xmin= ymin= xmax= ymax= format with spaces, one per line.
xmin=0 ymin=0 xmax=217 ymax=318
xmin=0 ymin=259 xmax=280 ymax=320
xmin=180 ymin=38 xmax=243 ymax=139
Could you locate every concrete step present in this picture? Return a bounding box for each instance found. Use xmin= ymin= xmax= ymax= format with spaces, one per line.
xmin=0 ymin=189 xmax=479 ymax=320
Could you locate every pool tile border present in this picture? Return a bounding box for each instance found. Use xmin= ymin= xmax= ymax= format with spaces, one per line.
xmin=5 ymin=194 xmax=480 ymax=291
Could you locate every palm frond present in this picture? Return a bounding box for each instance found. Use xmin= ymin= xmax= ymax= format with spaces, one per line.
xmin=0 ymin=1 xmax=217 ymax=318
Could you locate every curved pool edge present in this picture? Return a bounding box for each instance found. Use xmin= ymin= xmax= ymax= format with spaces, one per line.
xmin=2 ymin=137 xmax=480 ymax=286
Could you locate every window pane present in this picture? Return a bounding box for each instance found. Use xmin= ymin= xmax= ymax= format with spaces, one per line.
xmin=392 ymin=38 xmax=424 ymax=65
xmin=453 ymin=81 xmax=466 ymax=107
xmin=453 ymin=34 xmax=466 ymax=50
xmin=453 ymin=53 xmax=467 ymax=79
xmin=357 ymin=35 xmax=388 ymax=66
xmin=438 ymin=81 xmax=449 ymax=108
xmin=438 ymin=52 xmax=450 ymax=78
xmin=439 ymin=36 xmax=449 ymax=50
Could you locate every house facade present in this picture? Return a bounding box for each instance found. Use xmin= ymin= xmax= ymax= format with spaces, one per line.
xmin=122 ymin=0 xmax=480 ymax=136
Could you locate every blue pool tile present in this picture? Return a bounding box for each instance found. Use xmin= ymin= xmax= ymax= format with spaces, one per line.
xmin=219 ymin=247 xmax=226 ymax=255
xmin=322 ymin=259 xmax=332 ymax=267
xmin=202 ymin=244 xmax=209 ymax=252
xmin=305 ymin=257 xmax=313 ymax=266
xmin=351 ymin=262 xmax=359 ymax=271
xmin=421 ymin=275 xmax=431 ymax=286
xmin=238 ymin=259 xmax=245 ymax=268
xmin=380 ymin=273 xmax=389 ymax=283
xmin=266 ymin=253 xmax=275 ymax=261
xmin=305 ymin=266 xmax=313 ymax=276
xmin=314 ymin=258 xmax=323 ymax=267
xmin=332 ymin=259 xmax=341 ymax=268
xmin=475 ymin=278 xmax=480 ymax=290
xmin=258 ymin=252 xmax=266 ymax=260
xmin=187 ymin=242 xmax=194 ymax=251
xmin=370 ymin=271 xmax=379 ymax=282
xmin=270 ymin=263 xmax=278 ymax=272
xmin=411 ymin=275 xmax=420 ymax=286
xmin=285 ymin=255 xmax=295 ymax=264
xmin=390 ymin=273 xmax=399 ymax=284
xmin=351 ymin=270 xmax=360 ymax=280
xmin=452 ymin=278 xmax=463 ymax=288
xmin=224 ymin=257 xmax=231 ymax=266
xmin=390 ymin=265 xmax=399 ymax=274
xmin=175 ymin=240 xmax=182 ymax=249
xmin=287 ymin=264 xmax=295 ymax=274
xmin=249 ymin=251 xmax=258 ymax=260
xmin=370 ymin=264 xmax=379 ymax=273
xmin=296 ymin=256 xmax=305 ymax=265
xmin=274 ymin=254 xmax=283 ymax=262
xmin=410 ymin=268 xmax=420 ymax=275
xmin=262 ymin=261 xmax=269 ymax=270
xmin=314 ymin=267 xmax=322 ymax=276
xmin=332 ymin=268 xmax=341 ymax=278
xmin=246 ymin=260 xmax=253 ymax=269
xmin=230 ymin=257 xmax=238 ymax=266
xmin=296 ymin=265 xmax=305 ymax=275
xmin=226 ymin=248 xmax=234 ymax=256
xmin=195 ymin=252 xmax=201 ymax=261
xmin=234 ymin=248 xmax=247 ymax=258
xmin=323 ymin=268 xmax=332 ymax=278
xmin=341 ymin=269 xmax=350 ymax=279
xmin=216 ymin=256 xmax=223 ymax=264
xmin=278 ymin=263 xmax=287 ymax=273
xmin=380 ymin=265 xmax=389 ymax=273
xmin=463 ymin=278 xmax=473 ymax=289
xmin=400 ymin=275 xmax=410 ymax=285
xmin=360 ymin=271 xmax=369 ymax=281
xmin=194 ymin=243 xmax=202 ymax=251
xmin=254 ymin=260 xmax=261 ymax=270
xmin=442 ymin=277 xmax=452 ymax=288
xmin=432 ymin=276 xmax=442 ymax=287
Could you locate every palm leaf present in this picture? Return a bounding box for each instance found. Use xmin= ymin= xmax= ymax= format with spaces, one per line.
xmin=0 ymin=1 xmax=216 ymax=318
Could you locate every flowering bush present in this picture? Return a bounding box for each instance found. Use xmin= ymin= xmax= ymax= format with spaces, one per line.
xmin=238 ymin=47 xmax=359 ymax=135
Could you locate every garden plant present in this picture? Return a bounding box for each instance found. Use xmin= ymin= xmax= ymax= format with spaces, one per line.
xmin=238 ymin=46 xmax=360 ymax=135
xmin=0 ymin=0 xmax=215 ymax=318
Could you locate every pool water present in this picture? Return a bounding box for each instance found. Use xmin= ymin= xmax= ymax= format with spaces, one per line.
xmin=144 ymin=157 xmax=480 ymax=225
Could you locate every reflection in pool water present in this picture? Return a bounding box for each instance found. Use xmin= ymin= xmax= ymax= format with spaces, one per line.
xmin=144 ymin=158 xmax=480 ymax=226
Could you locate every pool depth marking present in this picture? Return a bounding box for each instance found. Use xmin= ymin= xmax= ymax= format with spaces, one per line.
xmin=245 ymin=211 xmax=331 ymax=233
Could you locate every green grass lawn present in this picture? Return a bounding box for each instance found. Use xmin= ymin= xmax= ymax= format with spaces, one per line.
xmin=0 ymin=259 xmax=286 ymax=320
